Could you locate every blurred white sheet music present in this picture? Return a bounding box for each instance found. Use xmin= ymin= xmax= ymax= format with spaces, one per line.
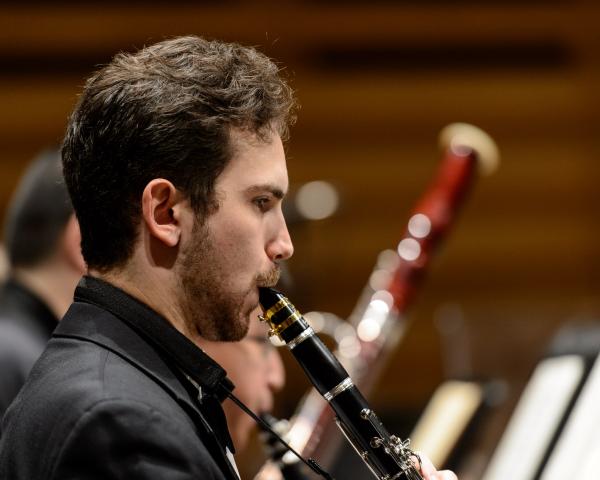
xmin=540 ymin=353 xmax=600 ymax=480
xmin=410 ymin=380 xmax=483 ymax=467
xmin=482 ymin=355 xmax=584 ymax=480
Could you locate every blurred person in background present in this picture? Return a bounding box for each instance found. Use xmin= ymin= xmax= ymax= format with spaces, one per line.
xmin=198 ymin=309 xmax=285 ymax=453
xmin=0 ymin=150 xmax=85 ymax=420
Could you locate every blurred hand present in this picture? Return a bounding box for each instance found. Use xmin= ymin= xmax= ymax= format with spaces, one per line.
xmin=416 ymin=453 xmax=458 ymax=480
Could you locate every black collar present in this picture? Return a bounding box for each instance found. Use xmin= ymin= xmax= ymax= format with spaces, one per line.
xmin=73 ymin=276 xmax=235 ymax=400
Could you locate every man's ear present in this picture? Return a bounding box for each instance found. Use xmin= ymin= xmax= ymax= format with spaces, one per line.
xmin=141 ymin=179 xmax=183 ymax=248
xmin=61 ymin=214 xmax=86 ymax=274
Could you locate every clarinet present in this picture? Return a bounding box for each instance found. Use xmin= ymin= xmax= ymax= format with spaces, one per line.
xmin=259 ymin=287 xmax=424 ymax=480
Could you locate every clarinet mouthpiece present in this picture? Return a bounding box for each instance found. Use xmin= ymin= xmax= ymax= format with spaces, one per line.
xmin=259 ymin=287 xmax=285 ymax=310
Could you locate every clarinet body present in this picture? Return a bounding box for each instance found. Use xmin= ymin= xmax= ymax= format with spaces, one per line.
xmin=259 ymin=288 xmax=424 ymax=480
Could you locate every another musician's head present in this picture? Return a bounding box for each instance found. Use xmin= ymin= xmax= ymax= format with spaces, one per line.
xmin=62 ymin=36 xmax=296 ymax=342
xmin=3 ymin=149 xmax=86 ymax=318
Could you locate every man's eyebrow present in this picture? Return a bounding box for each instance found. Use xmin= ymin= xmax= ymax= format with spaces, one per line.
xmin=246 ymin=184 xmax=286 ymax=199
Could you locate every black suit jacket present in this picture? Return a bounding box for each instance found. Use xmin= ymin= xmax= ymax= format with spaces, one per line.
xmin=0 ymin=277 xmax=240 ymax=480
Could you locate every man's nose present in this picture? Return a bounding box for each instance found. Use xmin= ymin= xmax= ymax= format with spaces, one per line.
xmin=267 ymin=216 xmax=294 ymax=262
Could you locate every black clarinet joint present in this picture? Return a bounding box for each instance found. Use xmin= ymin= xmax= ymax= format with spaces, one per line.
xmin=259 ymin=287 xmax=423 ymax=480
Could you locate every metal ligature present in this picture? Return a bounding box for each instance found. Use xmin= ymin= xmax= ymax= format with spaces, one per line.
xmin=259 ymin=287 xmax=424 ymax=480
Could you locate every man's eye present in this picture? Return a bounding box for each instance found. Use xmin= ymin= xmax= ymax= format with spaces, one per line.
xmin=254 ymin=197 xmax=270 ymax=211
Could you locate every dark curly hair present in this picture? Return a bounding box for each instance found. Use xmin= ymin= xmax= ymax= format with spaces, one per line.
xmin=62 ymin=36 xmax=297 ymax=272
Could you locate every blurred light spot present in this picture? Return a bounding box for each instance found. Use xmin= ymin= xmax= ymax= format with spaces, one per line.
xmin=357 ymin=317 xmax=381 ymax=342
xmin=334 ymin=322 xmax=356 ymax=344
xmin=371 ymin=290 xmax=394 ymax=309
xmin=369 ymin=299 xmax=390 ymax=315
xmin=269 ymin=335 xmax=285 ymax=347
xmin=408 ymin=213 xmax=432 ymax=238
xmin=377 ymin=249 xmax=401 ymax=271
xmin=295 ymin=181 xmax=339 ymax=220
xmin=338 ymin=336 xmax=361 ymax=358
xmin=287 ymin=419 xmax=313 ymax=452
xmin=304 ymin=311 xmax=325 ymax=333
xmin=398 ymin=238 xmax=421 ymax=261
xmin=369 ymin=269 xmax=392 ymax=291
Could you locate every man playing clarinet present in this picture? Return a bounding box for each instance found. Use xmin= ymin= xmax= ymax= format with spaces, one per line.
xmin=0 ymin=35 xmax=456 ymax=480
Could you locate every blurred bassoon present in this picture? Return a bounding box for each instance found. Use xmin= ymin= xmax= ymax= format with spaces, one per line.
xmin=256 ymin=123 xmax=499 ymax=479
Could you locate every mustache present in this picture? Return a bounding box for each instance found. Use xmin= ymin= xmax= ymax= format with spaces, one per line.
xmin=256 ymin=266 xmax=281 ymax=287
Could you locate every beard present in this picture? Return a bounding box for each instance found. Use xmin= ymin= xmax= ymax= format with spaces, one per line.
xmin=177 ymin=221 xmax=281 ymax=342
